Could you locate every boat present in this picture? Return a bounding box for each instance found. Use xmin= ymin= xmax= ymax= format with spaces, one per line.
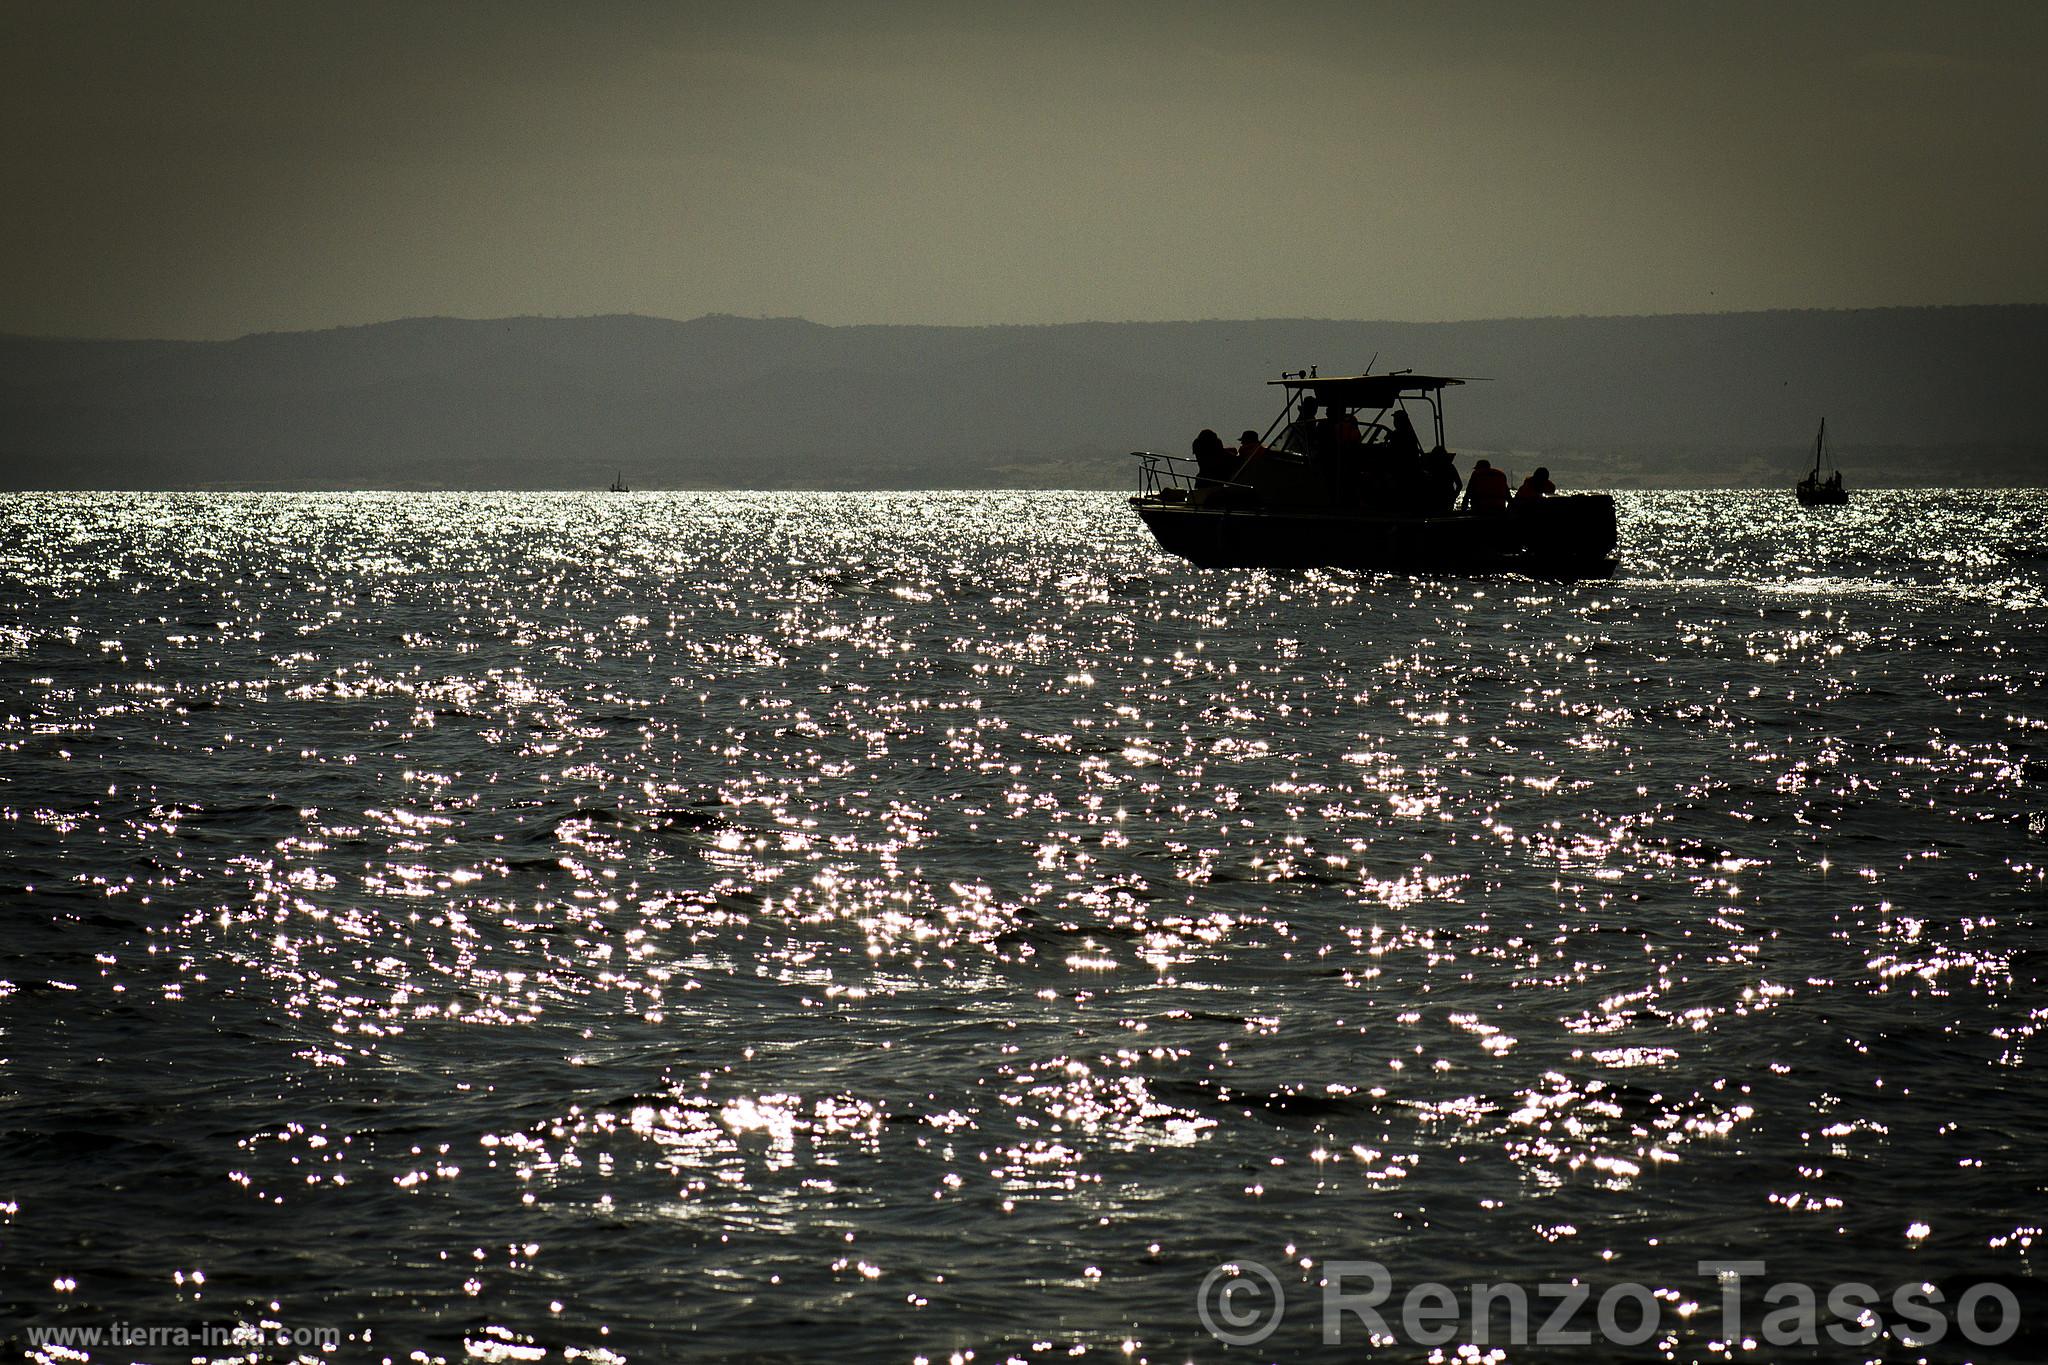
xmin=608 ymin=470 xmax=629 ymax=492
xmin=1795 ymin=419 xmax=1848 ymax=505
xmin=1129 ymin=369 xmax=1618 ymax=575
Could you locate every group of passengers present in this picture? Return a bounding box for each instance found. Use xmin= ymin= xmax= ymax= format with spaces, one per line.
xmin=1462 ymin=459 xmax=1555 ymax=511
xmin=1189 ymin=399 xmax=1556 ymax=514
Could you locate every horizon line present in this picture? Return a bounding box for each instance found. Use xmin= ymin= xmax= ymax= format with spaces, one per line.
xmin=5 ymin=300 xmax=2045 ymax=348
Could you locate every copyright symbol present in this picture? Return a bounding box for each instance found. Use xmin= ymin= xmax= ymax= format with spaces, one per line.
xmin=1196 ymin=1258 xmax=1285 ymax=1345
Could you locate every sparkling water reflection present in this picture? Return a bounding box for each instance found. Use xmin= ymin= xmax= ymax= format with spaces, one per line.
xmin=1 ymin=490 xmax=2044 ymax=1361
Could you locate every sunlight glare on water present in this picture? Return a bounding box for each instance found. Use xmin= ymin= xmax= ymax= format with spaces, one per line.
xmin=1 ymin=490 xmax=2044 ymax=1361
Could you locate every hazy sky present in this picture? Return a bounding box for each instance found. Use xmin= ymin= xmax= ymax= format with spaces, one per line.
xmin=5 ymin=0 xmax=2046 ymax=338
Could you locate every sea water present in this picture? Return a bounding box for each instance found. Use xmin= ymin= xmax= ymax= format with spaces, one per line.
xmin=1 ymin=490 xmax=2044 ymax=1362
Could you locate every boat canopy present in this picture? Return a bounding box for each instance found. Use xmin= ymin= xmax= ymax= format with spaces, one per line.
xmin=1270 ymin=373 xmax=1467 ymax=408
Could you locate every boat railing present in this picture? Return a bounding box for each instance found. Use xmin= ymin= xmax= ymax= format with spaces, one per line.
xmin=1130 ymin=451 xmax=1259 ymax=500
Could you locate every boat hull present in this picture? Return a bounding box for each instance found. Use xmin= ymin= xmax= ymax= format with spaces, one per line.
xmin=1130 ymin=494 xmax=1618 ymax=576
xmin=1795 ymin=484 xmax=1849 ymax=506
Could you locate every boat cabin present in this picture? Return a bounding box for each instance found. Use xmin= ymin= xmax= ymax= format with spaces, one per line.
xmin=1269 ymin=370 xmax=1464 ymax=454
xmin=1135 ymin=369 xmax=1472 ymax=513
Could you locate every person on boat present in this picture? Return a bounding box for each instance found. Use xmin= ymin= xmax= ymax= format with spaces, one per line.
xmin=1220 ymin=429 xmax=1268 ymax=502
xmin=1334 ymin=411 xmax=1363 ymax=451
xmin=1328 ymin=411 xmax=1366 ymax=496
xmin=1420 ymin=444 xmax=1462 ymax=514
xmin=1463 ymin=458 xmax=1510 ymax=513
xmin=1390 ymin=408 xmax=1423 ymax=460
xmin=1287 ymin=400 xmax=1327 ymax=456
xmin=1191 ymin=428 xmax=1229 ymax=489
xmin=1515 ymin=466 xmax=1556 ymax=502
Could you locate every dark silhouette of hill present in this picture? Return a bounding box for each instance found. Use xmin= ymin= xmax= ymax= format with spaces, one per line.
xmin=2 ymin=307 xmax=2043 ymax=489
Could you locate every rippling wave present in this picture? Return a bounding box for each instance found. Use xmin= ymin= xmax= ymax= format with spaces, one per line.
xmin=2 ymin=490 xmax=2044 ymax=1361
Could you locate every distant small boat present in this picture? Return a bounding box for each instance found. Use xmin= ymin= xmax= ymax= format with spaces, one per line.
xmin=608 ymin=470 xmax=629 ymax=493
xmin=1796 ymin=419 xmax=1848 ymax=506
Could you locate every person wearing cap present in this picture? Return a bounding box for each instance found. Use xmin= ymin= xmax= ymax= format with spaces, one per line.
xmin=1222 ymin=429 xmax=1268 ymax=497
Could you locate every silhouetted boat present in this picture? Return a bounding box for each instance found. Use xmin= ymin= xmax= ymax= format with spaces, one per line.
xmin=608 ymin=470 xmax=629 ymax=492
xmin=1796 ymin=419 xmax=1848 ymax=505
xmin=1130 ymin=369 xmax=1618 ymax=575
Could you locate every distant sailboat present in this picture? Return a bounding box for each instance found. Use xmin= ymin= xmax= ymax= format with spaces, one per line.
xmin=608 ymin=470 xmax=629 ymax=493
xmin=1796 ymin=419 xmax=1848 ymax=506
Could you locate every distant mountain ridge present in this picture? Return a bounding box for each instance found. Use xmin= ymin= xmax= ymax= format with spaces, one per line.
xmin=2 ymin=307 xmax=2044 ymax=489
